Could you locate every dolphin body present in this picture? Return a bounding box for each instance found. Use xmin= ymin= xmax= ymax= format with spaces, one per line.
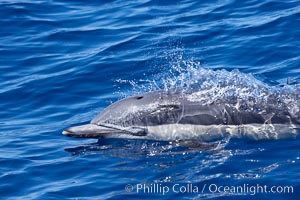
xmin=62 ymin=88 xmax=300 ymax=142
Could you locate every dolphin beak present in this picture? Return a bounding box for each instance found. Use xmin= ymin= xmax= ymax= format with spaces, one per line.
xmin=62 ymin=124 xmax=121 ymax=138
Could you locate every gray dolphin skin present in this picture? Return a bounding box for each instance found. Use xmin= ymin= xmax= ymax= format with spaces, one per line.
xmin=62 ymin=88 xmax=300 ymax=141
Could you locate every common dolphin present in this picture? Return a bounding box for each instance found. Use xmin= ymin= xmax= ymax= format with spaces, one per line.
xmin=62 ymin=87 xmax=300 ymax=142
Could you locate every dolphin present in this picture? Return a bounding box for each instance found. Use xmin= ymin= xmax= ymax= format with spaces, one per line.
xmin=62 ymin=88 xmax=300 ymax=142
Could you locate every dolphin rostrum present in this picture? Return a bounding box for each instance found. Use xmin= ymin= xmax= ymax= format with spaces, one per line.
xmin=62 ymin=86 xmax=300 ymax=142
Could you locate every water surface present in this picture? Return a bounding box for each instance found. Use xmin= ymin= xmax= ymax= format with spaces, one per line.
xmin=0 ymin=0 xmax=299 ymax=199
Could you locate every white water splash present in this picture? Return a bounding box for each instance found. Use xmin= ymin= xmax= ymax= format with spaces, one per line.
xmin=114 ymin=38 xmax=300 ymax=123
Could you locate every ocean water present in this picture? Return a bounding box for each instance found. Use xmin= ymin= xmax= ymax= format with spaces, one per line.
xmin=0 ymin=0 xmax=299 ymax=199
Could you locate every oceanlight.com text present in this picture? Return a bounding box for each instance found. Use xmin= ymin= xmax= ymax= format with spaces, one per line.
xmin=125 ymin=183 xmax=294 ymax=196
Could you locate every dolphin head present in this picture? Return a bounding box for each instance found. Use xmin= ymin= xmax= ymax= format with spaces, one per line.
xmin=62 ymin=90 xmax=183 ymax=138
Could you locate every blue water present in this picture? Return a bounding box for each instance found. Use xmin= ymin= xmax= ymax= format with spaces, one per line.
xmin=0 ymin=0 xmax=299 ymax=199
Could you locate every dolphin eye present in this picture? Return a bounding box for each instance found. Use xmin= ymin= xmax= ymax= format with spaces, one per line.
xmin=136 ymin=96 xmax=143 ymax=100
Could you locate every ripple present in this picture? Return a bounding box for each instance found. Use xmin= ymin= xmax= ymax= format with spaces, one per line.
xmin=1 ymin=0 xmax=300 ymax=199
